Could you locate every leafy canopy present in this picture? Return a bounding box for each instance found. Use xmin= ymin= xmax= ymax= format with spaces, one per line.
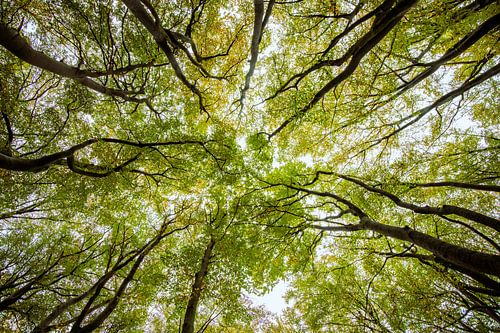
xmin=0 ymin=0 xmax=499 ymax=332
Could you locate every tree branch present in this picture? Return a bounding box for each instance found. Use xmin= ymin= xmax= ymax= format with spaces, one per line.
xmin=0 ymin=24 xmax=150 ymax=104
xmin=121 ymin=0 xmax=208 ymax=116
xmin=240 ymin=0 xmax=275 ymax=103
xmin=268 ymin=0 xmax=418 ymax=138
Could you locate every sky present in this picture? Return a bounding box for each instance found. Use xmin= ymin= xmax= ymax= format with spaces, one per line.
xmin=249 ymin=280 xmax=289 ymax=314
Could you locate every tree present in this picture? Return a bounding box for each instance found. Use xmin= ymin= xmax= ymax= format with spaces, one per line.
xmin=1 ymin=0 xmax=498 ymax=331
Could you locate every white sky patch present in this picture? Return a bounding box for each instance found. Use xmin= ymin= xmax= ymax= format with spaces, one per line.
xmin=271 ymin=160 xmax=283 ymax=169
xmin=236 ymin=136 xmax=247 ymax=150
xmin=272 ymin=152 xmax=315 ymax=169
xmin=272 ymin=152 xmax=285 ymax=169
xmin=453 ymin=112 xmax=478 ymax=131
xmin=25 ymin=21 xmax=37 ymax=34
xmin=297 ymin=154 xmax=314 ymax=167
xmin=206 ymin=125 xmax=214 ymax=136
xmin=249 ymin=280 xmax=289 ymax=314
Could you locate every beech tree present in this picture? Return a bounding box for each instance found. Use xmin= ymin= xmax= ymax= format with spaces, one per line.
xmin=0 ymin=0 xmax=498 ymax=332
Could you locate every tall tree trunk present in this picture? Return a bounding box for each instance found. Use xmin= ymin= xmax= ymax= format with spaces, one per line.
xmin=359 ymin=217 xmax=500 ymax=277
xmin=181 ymin=238 xmax=216 ymax=333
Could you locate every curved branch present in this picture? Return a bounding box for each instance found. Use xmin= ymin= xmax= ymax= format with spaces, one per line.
xmin=0 ymin=137 xmax=221 ymax=177
xmin=318 ymin=217 xmax=500 ymax=278
xmin=121 ymin=0 xmax=207 ymax=114
xmin=264 ymin=0 xmax=388 ymax=101
xmin=277 ymin=182 xmax=500 ymax=277
xmin=337 ymin=173 xmax=500 ymax=233
xmin=439 ymin=215 xmax=500 ymax=253
xmin=0 ymin=139 xmax=97 ymax=172
xmin=72 ymin=223 xmax=187 ymax=333
xmin=0 ymin=24 xmax=149 ymax=104
xmin=67 ymin=153 xmax=141 ymax=178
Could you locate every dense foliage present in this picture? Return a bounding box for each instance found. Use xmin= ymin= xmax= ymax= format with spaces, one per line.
xmin=0 ymin=0 xmax=499 ymax=332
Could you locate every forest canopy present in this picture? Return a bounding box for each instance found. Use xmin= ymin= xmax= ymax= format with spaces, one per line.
xmin=0 ymin=0 xmax=499 ymax=332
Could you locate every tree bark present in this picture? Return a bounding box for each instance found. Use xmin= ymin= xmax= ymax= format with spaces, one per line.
xmin=338 ymin=174 xmax=500 ymax=233
xmin=121 ymin=0 xmax=201 ymax=97
xmin=0 ymin=139 xmax=97 ymax=172
xmin=241 ymin=0 xmax=275 ymax=100
xmin=397 ymin=12 xmax=500 ymax=94
xmin=316 ymin=218 xmax=500 ymax=277
xmin=181 ymin=238 xmax=216 ymax=333
xmin=360 ymin=218 xmax=500 ymax=277
xmin=0 ymin=24 xmax=146 ymax=103
xmin=269 ymin=0 xmax=418 ymax=138
xmin=408 ymin=181 xmax=500 ymax=192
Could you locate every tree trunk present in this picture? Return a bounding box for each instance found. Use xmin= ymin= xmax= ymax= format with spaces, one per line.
xmin=181 ymin=238 xmax=216 ymax=333
xmin=360 ymin=217 xmax=500 ymax=277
